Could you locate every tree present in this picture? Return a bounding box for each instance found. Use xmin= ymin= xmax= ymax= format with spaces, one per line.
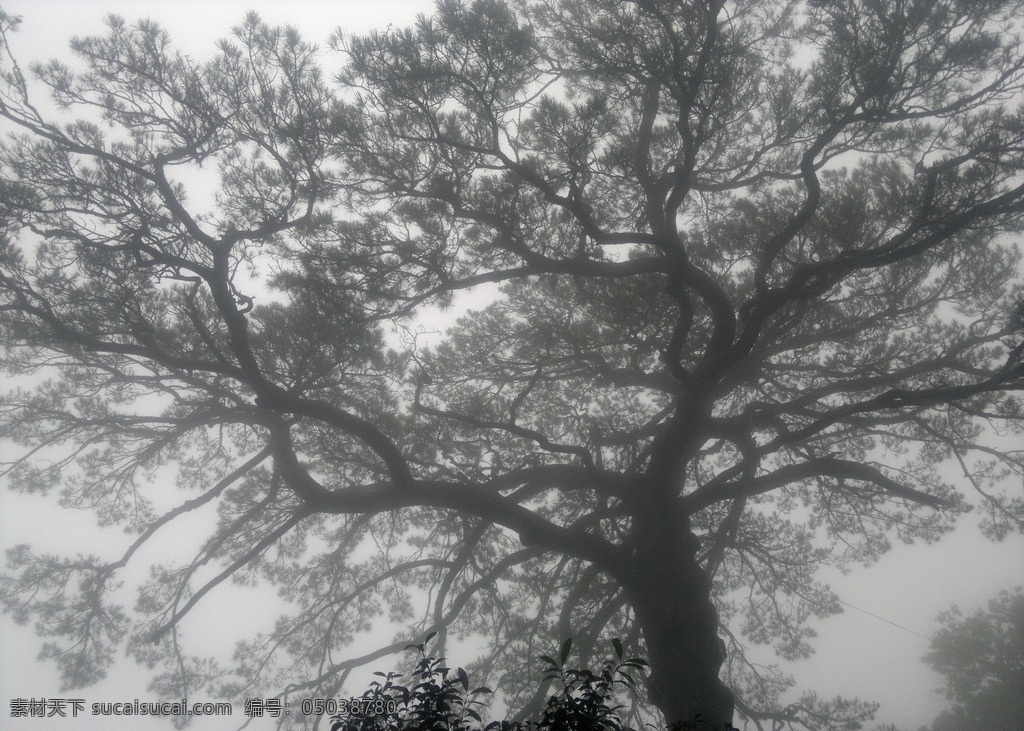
xmin=922 ymin=587 xmax=1024 ymax=731
xmin=1 ymin=1 xmax=1023 ymax=729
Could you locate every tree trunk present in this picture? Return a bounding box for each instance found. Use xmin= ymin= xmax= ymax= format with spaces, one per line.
xmin=622 ymin=503 xmax=735 ymax=730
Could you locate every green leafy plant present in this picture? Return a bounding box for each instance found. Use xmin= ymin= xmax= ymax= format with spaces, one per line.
xmin=533 ymin=637 xmax=648 ymax=731
xmin=330 ymin=637 xmax=656 ymax=731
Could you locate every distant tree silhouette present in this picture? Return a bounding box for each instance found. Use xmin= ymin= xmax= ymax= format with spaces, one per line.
xmin=922 ymin=587 xmax=1024 ymax=731
xmin=1 ymin=2 xmax=1023 ymax=729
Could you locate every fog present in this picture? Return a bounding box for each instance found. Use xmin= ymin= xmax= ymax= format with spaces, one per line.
xmin=1 ymin=2 xmax=1021 ymax=730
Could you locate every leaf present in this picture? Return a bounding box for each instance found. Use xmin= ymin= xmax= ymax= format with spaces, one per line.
xmin=612 ymin=637 xmax=623 ymax=660
xmin=559 ymin=637 xmax=573 ymax=666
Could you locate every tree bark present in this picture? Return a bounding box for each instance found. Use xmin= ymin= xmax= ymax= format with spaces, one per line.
xmin=622 ymin=502 xmax=735 ymax=730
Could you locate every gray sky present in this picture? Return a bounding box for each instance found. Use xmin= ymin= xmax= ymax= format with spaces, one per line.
xmin=0 ymin=2 xmax=1021 ymax=730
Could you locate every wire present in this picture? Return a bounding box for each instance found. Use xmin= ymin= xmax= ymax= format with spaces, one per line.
xmin=835 ymin=597 xmax=932 ymax=641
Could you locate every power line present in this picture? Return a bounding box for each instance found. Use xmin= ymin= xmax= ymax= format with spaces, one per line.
xmin=835 ymin=597 xmax=932 ymax=641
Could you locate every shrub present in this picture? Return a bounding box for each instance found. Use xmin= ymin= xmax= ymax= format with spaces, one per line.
xmin=329 ymin=637 xmax=650 ymax=731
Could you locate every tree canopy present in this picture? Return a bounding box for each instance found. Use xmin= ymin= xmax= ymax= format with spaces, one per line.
xmin=922 ymin=587 xmax=1024 ymax=731
xmin=1 ymin=1 xmax=1023 ymax=729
